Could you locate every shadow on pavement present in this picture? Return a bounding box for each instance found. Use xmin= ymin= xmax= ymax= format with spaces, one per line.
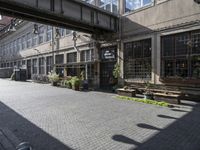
xmin=157 ymin=114 xmax=178 ymax=120
xmin=112 ymin=103 xmax=200 ymax=150
xmin=112 ymin=135 xmax=140 ymax=145
xmin=137 ymin=123 xmax=161 ymax=131
xmin=0 ymin=102 xmax=73 ymax=150
xmin=170 ymin=108 xmax=190 ymax=112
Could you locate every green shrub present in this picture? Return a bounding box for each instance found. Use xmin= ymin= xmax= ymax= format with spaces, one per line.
xmin=70 ymin=76 xmax=81 ymax=90
xmin=116 ymin=96 xmax=169 ymax=107
xmin=48 ymin=72 xmax=59 ymax=84
xmin=64 ymin=80 xmax=72 ymax=89
xmin=113 ymin=63 xmax=120 ymax=79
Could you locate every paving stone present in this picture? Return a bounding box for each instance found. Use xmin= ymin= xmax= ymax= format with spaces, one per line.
xmin=0 ymin=79 xmax=199 ymax=150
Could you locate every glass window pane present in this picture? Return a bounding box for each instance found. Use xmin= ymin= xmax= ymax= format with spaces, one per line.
xmin=192 ymin=31 xmax=200 ymax=54
xmin=124 ymin=39 xmax=151 ymax=80
xmin=125 ymin=0 xmax=153 ymax=12
xmin=162 ymin=35 xmax=174 ymax=57
xmin=175 ymin=33 xmax=189 ymax=56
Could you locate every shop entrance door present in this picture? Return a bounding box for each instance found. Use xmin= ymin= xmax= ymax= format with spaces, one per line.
xmin=100 ymin=61 xmax=116 ymax=90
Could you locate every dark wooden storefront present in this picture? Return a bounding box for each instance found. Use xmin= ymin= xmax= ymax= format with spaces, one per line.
xmin=100 ymin=46 xmax=117 ymax=90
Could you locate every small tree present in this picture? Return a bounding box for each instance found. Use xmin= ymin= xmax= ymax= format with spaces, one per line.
xmin=113 ymin=63 xmax=121 ymax=79
xmin=80 ymin=70 xmax=85 ymax=81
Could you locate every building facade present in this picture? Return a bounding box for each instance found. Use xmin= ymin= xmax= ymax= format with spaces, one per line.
xmin=0 ymin=0 xmax=200 ymax=92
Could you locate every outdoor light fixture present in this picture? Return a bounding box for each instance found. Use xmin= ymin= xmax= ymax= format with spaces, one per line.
xmin=72 ymin=31 xmax=77 ymax=41
xmin=194 ymin=0 xmax=200 ymax=4
xmin=55 ymin=28 xmax=61 ymax=39
xmin=72 ymin=31 xmax=80 ymax=52
xmin=32 ymin=24 xmax=39 ymax=34
xmin=8 ymin=19 xmax=16 ymax=32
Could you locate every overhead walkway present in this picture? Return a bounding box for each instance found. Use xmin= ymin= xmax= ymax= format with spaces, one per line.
xmin=0 ymin=0 xmax=118 ymax=33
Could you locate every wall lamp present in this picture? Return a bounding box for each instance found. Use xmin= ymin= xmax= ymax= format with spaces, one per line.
xmin=55 ymin=28 xmax=61 ymax=39
xmin=72 ymin=31 xmax=80 ymax=52
xmin=32 ymin=24 xmax=39 ymax=34
xmin=8 ymin=19 xmax=16 ymax=32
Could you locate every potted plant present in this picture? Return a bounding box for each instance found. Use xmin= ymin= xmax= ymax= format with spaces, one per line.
xmin=65 ymin=80 xmax=72 ymax=89
xmin=143 ymin=81 xmax=154 ymax=100
xmin=71 ymin=76 xmax=81 ymax=91
xmin=80 ymin=70 xmax=88 ymax=91
xmin=48 ymin=71 xmax=60 ymax=86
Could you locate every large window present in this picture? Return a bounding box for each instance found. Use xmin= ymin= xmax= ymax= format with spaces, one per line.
xmin=124 ymin=39 xmax=152 ymax=80
xmin=22 ymin=35 xmax=26 ymax=50
xmin=38 ymin=26 xmax=44 ymax=44
xmin=125 ymin=0 xmax=154 ymax=12
xmin=83 ymin=0 xmax=95 ymax=5
xmin=100 ymin=0 xmax=118 ymax=14
xmin=80 ymin=49 xmax=94 ymax=62
xmin=13 ymin=40 xmax=17 ymax=54
xmin=26 ymin=33 xmax=32 ymax=48
xmin=39 ymin=57 xmax=45 ymax=74
xmin=17 ymin=38 xmax=21 ymax=51
xmin=46 ymin=26 xmax=52 ymax=42
xmin=55 ymin=54 xmax=64 ymax=64
xmin=32 ymin=34 xmax=38 ymax=47
xmin=161 ymin=30 xmax=200 ymax=79
xmin=66 ymin=29 xmax=71 ymax=35
xmin=32 ymin=59 xmax=37 ymax=74
xmin=67 ymin=52 xmax=77 ymax=63
xmin=59 ymin=28 xmax=65 ymax=37
xmin=46 ymin=56 xmax=53 ymax=74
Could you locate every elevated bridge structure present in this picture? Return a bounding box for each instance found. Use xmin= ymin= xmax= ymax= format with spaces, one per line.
xmin=0 ymin=0 xmax=118 ymax=33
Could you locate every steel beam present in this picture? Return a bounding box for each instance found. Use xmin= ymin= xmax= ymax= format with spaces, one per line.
xmin=0 ymin=0 xmax=118 ymax=33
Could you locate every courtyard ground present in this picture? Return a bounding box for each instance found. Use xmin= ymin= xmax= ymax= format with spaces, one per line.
xmin=0 ymin=79 xmax=199 ymax=150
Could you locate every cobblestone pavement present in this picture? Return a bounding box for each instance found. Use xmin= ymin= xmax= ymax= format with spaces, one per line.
xmin=0 ymin=79 xmax=200 ymax=150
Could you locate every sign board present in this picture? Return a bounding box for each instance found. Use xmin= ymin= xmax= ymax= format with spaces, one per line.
xmin=100 ymin=47 xmax=117 ymax=61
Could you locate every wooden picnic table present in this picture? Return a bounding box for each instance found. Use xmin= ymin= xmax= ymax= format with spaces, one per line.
xmin=117 ymin=88 xmax=136 ymax=97
xmin=153 ymin=92 xmax=181 ymax=104
xmin=138 ymin=88 xmax=182 ymax=95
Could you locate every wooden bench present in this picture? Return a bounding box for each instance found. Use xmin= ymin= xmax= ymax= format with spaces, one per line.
xmin=153 ymin=93 xmax=181 ymax=104
xmin=138 ymin=88 xmax=182 ymax=95
xmin=117 ymin=88 xmax=136 ymax=97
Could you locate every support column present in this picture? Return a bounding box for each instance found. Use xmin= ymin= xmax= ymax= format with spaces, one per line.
xmin=31 ymin=59 xmax=33 ymax=79
xmin=77 ymin=48 xmax=81 ymax=77
xmin=64 ymin=52 xmax=67 ymax=77
xmin=37 ymin=57 xmax=39 ymax=75
xmin=156 ymin=34 xmax=161 ymax=84
xmin=44 ymin=56 xmax=47 ymax=75
xmin=93 ymin=42 xmax=100 ymax=89
xmin=118 ymin=40 xmax=124 ymax=86
xmin=119 ymin=0 xmax=124 ymax=15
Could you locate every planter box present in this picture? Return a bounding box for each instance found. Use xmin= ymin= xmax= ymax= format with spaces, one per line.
xmin=117 ymin=88 xmax=136 ymax=97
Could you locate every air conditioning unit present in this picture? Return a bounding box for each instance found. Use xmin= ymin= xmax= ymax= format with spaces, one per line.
xmin=194 ymin=0 xmax=200 ymax=4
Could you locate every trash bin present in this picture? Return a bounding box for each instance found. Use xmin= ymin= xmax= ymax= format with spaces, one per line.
xmin=20 ymin=69 xmax=27 ymax=81
xmin=83 ymin=80 xmax=88 ymax=90
xmin=14 ymin=68 xmax=27 ymax=81
xmin=14 ymin=68 xmax=20 ymax=81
